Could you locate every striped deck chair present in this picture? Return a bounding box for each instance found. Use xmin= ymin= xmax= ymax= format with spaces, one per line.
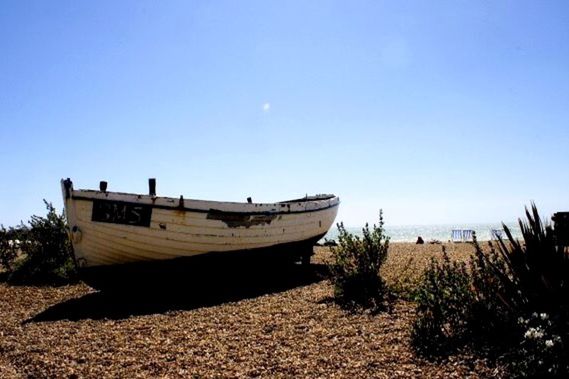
xmin=451 ymin=229 xmax=463 ymax=242
xmin=491 ymin=229 xmax=504 ymax=240
xmin=462 ymin=229 xmax=474 ymax=242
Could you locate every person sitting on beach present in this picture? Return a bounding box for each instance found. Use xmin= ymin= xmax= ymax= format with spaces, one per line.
xmin=416 ymin=236 xmax=424 ymax=244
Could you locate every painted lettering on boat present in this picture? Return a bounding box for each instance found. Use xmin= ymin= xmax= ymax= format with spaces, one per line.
xmin=206 ymin=210 xmax=277 ymax=228
xmin=92 ymin=199 xmax=152 ymax=227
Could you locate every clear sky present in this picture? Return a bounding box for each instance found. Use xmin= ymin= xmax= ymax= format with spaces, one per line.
xmin=1 ymin=1 xmax=568 ymax=227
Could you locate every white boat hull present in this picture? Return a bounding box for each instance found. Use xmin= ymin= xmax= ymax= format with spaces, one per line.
xmin=61 ymin=179 xmax=340 ymax=268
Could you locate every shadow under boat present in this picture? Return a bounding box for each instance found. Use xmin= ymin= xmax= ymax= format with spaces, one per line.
xmin=27 ymin=246 xmax=330 ymax=323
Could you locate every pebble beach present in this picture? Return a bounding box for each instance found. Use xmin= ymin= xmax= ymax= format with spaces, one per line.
xmin=0 ymin=243 xmax=506 ymax=378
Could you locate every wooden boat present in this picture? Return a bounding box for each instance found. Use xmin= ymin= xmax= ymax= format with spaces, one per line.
xmin=61 ymin=179 xmax=340 ymax=271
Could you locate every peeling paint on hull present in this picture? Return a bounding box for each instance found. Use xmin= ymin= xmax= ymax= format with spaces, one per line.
xmin=206 ymin=210 xmax=278 ymax=228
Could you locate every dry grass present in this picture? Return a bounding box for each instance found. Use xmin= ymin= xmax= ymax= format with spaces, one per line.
xmin=0 ymin=243 xmax=505 ymax=378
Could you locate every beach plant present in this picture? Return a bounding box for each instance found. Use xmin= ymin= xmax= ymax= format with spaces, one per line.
xmin=412 ymin=237 xmax=520 ymax=355
xmin=467 ymin=205 xmax=569 ymax=342
xmin=510 ymin=312 xmax=567 ymax=377
xmin=494 ymin=204 xmax=569 ymax=316
xmin=412 ymin=204 xmax=569 ymax=376
xmin=329 ymin=210 xmax=390 ymax=311
xmin=412 ymin=248 xmax=475 ymax=354
xmin=489 ymin=204 xmax=569 ymax=375
xmin=466 ymin=237 xmax=522 ymax=343
xmin=0 ymin=225 xmax=20 ymax=276
xmin=8 ymin=201 xmax=77 ymax=285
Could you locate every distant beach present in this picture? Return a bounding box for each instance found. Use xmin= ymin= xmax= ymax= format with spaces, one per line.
xmin=324 ymin=222 xmax=523 ymax=243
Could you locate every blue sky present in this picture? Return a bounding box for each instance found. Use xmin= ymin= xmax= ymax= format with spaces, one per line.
xmin=1 ymin=1 xmax=568 ymax=227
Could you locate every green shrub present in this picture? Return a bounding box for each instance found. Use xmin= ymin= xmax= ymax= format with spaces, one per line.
xmin=8 ymin=201 xmax=77 ymax=285
xmin=0 ymin=226 xmax=21 ymax=276
xmin=412 ymin=249 xmax=475 ymax=354
xmin=493 ymin=204 xmax=569 ymax=375
xmin=412 ymin=204 xmax=569 ymax=376
xmin=329 ymin=211 xmax=390 ymax=311
xmin=467 ymin=238 xmax=523 ymax=342
xmin=495 ymin=204 xmax=568 ymax=315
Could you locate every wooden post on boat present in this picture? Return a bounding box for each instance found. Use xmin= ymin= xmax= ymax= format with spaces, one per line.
xmin=149 ymin=178 xmax=156 ymax=196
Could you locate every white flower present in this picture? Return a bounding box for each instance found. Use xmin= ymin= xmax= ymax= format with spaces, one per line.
xmin=545 ymin=340 xmax=554 ymax=348
xmin=524 ymin=327 xmax=544 ymax=340
xmin=525 ymin=328 xmax=537 ymax=339
xmin=540 ymin=313 xmax=549 ymax=320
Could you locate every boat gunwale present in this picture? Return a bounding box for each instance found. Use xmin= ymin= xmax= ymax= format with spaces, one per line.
xmin=69 ymin=190 xmax=340 ymax=216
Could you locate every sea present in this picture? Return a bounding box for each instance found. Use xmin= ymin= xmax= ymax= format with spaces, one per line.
xmin=322 ymin=222 xmax=523 ymax=243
